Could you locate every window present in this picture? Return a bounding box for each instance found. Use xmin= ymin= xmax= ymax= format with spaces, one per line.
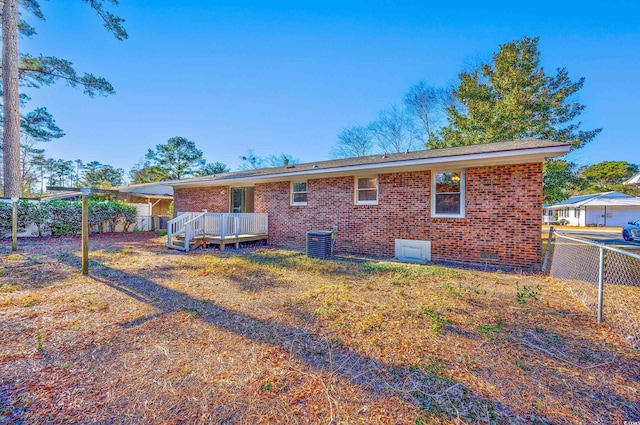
xmin=574 ymin=208 xmax=580 ymax=219
xmin=355 ymin=176 xmax=378 ymax=205
xmin=432 ymin=170 xmax=465 ymax=218
xmin=290 ymin=181 xmax=307 ymax=205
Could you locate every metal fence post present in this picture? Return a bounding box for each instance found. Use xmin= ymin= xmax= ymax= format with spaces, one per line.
xmin=541 ymin=225 xmax=554 ymax=272
xmin=597 ymin=245 xmax=604 ymax=323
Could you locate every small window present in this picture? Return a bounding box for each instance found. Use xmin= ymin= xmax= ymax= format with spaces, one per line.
xmin=355 ymin=176 xmax=378 ymax=205
xmin=432 ymin=170 xmax=465 ymax=218
xmin=290 ymin=181 xmax=307 ymax=205
xmin=574 ymin=208 xmax=580 ymax=218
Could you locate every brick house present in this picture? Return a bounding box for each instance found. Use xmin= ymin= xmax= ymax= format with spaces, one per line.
xmin=169 ymin=139 xmax=570 ymax=269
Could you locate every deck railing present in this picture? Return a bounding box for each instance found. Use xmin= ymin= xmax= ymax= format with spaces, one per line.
xmin=167 ymin=212 xmax=195 ymax=249
xmin=167 ymin=212 xmax=268 ymax=251
xmin=204 ymin=213 xmax=268 ymax=238
xmin=183 ymin=213 xmax=206 ymax=250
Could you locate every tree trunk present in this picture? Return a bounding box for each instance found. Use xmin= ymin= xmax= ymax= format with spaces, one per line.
xmin=2 ymin=0 xmax=21 ymax=198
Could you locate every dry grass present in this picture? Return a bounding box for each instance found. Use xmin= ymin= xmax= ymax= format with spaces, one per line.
xmin=1 ymin=233 xmax=639 ymax=424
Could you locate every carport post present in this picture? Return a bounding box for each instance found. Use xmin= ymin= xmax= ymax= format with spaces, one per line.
xmin=597 ymin=245 xmax=604 ymax=323
xmin=81 ymin=188 xmax=90 ymax=275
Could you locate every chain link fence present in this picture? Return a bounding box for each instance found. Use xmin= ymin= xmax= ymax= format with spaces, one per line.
xmin=544 ymin=229 xmax=640 ymax=349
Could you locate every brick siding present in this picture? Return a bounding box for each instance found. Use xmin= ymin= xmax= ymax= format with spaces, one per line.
xmin=174 ymin=163 xmax=543 ymax=269
xmin=173 ymin=186 xmax=229 ymax=215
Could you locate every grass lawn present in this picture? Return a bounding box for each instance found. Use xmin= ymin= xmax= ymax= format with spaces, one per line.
xmin=1 ymin=233 xmax=638 ymax=424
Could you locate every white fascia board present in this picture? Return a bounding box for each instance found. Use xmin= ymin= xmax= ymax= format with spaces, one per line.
xmin=546 ymin=204 xmax=576 ymax=209
xmin=126 ymin=193 xmax=174 ymax=200
xmin=171 ymin=145 xmax=570 ymax=189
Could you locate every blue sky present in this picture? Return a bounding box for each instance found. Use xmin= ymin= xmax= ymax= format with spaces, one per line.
xmin=20 ymin=0 xmax=640 ymax=174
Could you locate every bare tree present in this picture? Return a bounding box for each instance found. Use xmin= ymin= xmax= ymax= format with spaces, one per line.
xmin=404 ymin=82 xmax=453 ymax=145
xmin=330 ymin=126 xmax=374 ymax=158
xmin=239 ymin=149 xmax=262 ymax=170
xmin=239 ymin=150 xmax=299 ymax=170
xmin=368 ymin=105 xmax=416 ymax=154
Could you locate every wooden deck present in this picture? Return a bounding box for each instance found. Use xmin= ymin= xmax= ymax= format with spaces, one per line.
xmin=200 ymin=233 xmax=268 ymax=250
xmin=168 ymin=212 xmax=269 ymax=251
xmin=173 ymin=232 xmax=268 ymax=250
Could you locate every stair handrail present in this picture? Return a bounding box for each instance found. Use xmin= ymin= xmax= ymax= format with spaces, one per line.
xmin=182 ymin=212 xmax=206 ymax=251
xmin=167 ymin=212 xmax=193 ymax=249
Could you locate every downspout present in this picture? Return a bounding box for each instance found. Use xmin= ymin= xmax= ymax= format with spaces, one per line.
xmin=604 ymin=206 xmax=607 ymax=227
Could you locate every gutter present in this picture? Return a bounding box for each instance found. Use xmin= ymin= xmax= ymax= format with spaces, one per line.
xmin=170 ymin=144 xmax=570 ymax=189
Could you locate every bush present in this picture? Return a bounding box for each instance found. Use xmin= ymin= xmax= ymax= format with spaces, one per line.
xmin=48 ymin=200 xmax=82 ymax=236
xmin=0 ymin=199 xmax=138 ymax=237
xmin=0 ymin=200 xmax=34 ymax=236
xmin=31 ymin=202 xmax=52 ymax=237
xmin=89 ymin=201 xmax=112 ymax=233
xmin=118 ymin=203 xmax=138 ymax=232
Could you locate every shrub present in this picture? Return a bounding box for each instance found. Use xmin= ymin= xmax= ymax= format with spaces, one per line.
xmin=0 ymin=200 xmax=138 ymax=237
xmin=0 ymin=200 xmax=34 ymax=236
xmin=47 ymin=200 xmax=82 ymax=236
xmin=31 ymin=202 xmax=51 ymax=237
xmin=118 ymin=203 xmax=138 ymax=232
xmin=89 ymin=201 xmax=112 ymax=233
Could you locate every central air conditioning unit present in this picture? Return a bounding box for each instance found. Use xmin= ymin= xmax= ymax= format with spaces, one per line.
xmin=306 ymin=230 xmax=334 ymax=259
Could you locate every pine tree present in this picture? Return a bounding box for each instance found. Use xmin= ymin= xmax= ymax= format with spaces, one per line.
xmin=2 ymin=0 xmax=127 ymax=197
xmin=434 ymin=36 xmax=601 ymax=150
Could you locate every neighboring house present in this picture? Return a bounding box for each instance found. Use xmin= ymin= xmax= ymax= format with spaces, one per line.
xmin=542 ymin=204 xmax=555 ymax=224
xmin=168 ymin=139 xmax=569 ymax=269
xmin=545 ymin=191 xmax=640 ymax=227
xmin=624 ymin=171 xmax=640 ymax=186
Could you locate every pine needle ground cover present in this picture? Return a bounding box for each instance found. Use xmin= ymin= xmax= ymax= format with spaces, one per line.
xmin=1 ymin=234 xmax=638 ymax=424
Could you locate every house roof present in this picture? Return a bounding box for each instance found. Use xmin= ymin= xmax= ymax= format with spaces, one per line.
xmin=547 ymin=191 xmax=640 ymax=208
xmin=625 ymin=171 xmax=640 ymax=185
xmin=168 ymin=138 xmax=570 ymax=188
xmin=113 ymin=182 xmax=174 ymax=198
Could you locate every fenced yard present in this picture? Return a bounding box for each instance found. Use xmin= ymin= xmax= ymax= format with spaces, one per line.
xmin=1 ymin=234 xmax=639 ymax=424
xmin=545 ymin=230 xmax=640 ymax=349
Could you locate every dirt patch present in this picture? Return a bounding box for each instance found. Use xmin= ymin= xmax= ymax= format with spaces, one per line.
xmin=1 ymin=233 xmax=638 ymax=424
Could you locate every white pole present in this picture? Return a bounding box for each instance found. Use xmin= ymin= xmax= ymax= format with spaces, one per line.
xmin=597 ymin=245 xmax=604 ymax=323
xmin=11 ymin=197 xmax=18 ymax=251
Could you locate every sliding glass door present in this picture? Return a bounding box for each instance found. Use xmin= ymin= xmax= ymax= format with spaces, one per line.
xmin=230 ymin=187 xmax=255 ymax=213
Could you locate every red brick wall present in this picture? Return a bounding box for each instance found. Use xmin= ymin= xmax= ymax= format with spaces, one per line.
xmin=174 ymin=163 xmax=543 ymax=269
xmin=173 ymin=186 xmax=229 ymax=215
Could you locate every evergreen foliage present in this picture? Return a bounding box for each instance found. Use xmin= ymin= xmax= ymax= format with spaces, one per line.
xmin=434 ymin=36 xmax=601 ymax=150
xmin=144 ymin=136 xmax=206 ymax=180
xmin=0 ymin=199 xmax=137 ymax=237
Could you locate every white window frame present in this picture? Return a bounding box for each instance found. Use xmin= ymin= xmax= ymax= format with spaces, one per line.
xmin=431 ymin=170 xmax=465 ymax=218
xmin=290 ymin=181 xmax=308 ymax=206
xmin=354 ymin=176 xmax=378 ymax=205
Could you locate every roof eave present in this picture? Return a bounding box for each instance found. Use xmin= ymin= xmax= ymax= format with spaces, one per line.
xmin=170 ymin=144 xmax=570 ymax=189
